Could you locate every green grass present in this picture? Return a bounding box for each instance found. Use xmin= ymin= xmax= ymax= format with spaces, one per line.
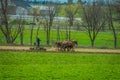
xmin=0 ymin=52 xmax=120 ymax=80
xmin=0 ymin=28 xmax=120 ymax=48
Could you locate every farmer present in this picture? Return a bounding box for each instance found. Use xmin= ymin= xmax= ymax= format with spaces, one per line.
xmin=36 ymin=37 xmax=41 ymax=47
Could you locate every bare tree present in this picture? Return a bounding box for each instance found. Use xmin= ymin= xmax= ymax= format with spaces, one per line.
xmin=55 ymin=19 xmax=61 ymax=41
xmin=19 ymin=18 xmax=24 ymax=45
xmin=80 ymin=3 xmax=106 ymax=47
xmin=11 ymin=17 xmax=24 ymax=45
xmin=29 ymin=7 xmax=40 ymax=45
xmin=55 ymin=5 xmax=61 ymax=42
xmin=113 ymin=0 xmax=120 ymax=25
xmin=42 ymin=2 xmax=60 ymax=45
xmin=0 ymin=0 xmax=21 ymax=44
xmin=106 ymin=0 xmax=118 ymax=48
xmin=0 ymin=0 xmax=11 ymax=43
xmin=18 ymin=9 xmax=26 ymax=45
xmin=36 ymin=16 xmax=44 ymax=38
xmin=36 ymin=18 xmax=40 ymax=38
xmin=65 ymin=4 xmax=78 ymax=40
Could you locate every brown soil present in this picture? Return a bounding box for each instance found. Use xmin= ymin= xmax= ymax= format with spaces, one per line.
xmin=0 ymin=46 xmax=120 ymax=54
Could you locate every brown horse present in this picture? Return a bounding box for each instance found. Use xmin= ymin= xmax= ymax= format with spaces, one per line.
xmin=55 ymin=41 xmax=70 ymax=51
xmin=55 ymin=41 xmax=62 ymax=51
xmin=61 ymin=40 xmax=70 ymax=51
xmin=55 ymin=40 xmax=77 ymax=52
xmin=68 ymin=40 xmax=77 ymax=51
xmin=61 ymin=40 xmax=77 ymax=51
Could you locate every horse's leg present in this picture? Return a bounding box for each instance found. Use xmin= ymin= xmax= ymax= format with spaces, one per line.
xmin=68 ymin=47 xmax=70 ymax=52
xmin=72 ymin=47 xmax=75 ymax=52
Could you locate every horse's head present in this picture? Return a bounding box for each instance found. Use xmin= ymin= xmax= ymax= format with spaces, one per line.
xmin=72 ymin=40 xmax=78 ymax=45
xmin=55 ymin=41 xmax=62 ymax=47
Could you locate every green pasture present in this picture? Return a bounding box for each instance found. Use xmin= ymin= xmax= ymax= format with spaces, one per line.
xmin=0 ymin=52 xmax=120 ymax=80
xmin=0 ymin=28 xmax=120 ymax=48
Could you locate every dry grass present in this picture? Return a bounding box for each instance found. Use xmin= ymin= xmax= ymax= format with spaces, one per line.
xmin=0 ymin=46 xmax=120 ymax=54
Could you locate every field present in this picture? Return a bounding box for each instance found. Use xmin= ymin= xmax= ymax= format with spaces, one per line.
xmin=0 ymin=52 xmax=120 ymax=80
xmin=0 ymin=28 xmax=120 ymax=48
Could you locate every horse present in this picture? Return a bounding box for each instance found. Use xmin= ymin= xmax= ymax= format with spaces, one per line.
xmin=55 ymin=41 xmax=62 ymax=51
xmin=55 ymin=40 xmax=78 ymax=52
xmin=68 ymin=40 xmax=77 ymax=51
xmin=61 ymin=40 xmax=77 ymax=51
xmin=55 ymin=41 xmax=70 ymax=51
xmin=61 ymin=40 xmax=70 ymax=51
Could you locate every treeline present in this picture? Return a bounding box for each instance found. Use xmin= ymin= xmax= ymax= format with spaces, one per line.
xmin=0 ymin=0 xmax=120 ymax=48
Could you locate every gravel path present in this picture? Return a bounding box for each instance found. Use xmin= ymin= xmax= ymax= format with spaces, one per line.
xmin=0 ymin=46 xmax=120 ymax=54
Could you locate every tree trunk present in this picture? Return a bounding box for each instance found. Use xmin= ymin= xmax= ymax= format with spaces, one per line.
xmin=111 ymin=24 xmax=117 ymax=48
xmin=91 ymin=39 xmax=95 ymax=48
xmin=5 ymin=34 xmax=12 ymax=44
xmin=46 ymin=30 xmax=49 ymax=45
xmin=68 ymin=26 xmax=71 ymax=40
xmin=30 ymin=25 xmax=34 ymax=45
xmin=66 ymin=25 xmax=69 ymax=40
xmin=20 ymin=27 xmax=24 ymax=45
xmin=46 ymin=25 xmax=50 ymax=45
xmin=20 ymin=31 xmax=23 ymax=45
xmin=36 ymin=26 xmax=40 ymax=37
xmin=57 ymin=25 xmax=60 ymax=41
xmin=48 ymin=26 xmax=50 ymax=45
xmin=108 ymin=4 xmax=117 ymax=48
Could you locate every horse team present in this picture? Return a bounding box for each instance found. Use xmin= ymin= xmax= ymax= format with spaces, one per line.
xmin=55 ymin=40 xmax=77 ymax=52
